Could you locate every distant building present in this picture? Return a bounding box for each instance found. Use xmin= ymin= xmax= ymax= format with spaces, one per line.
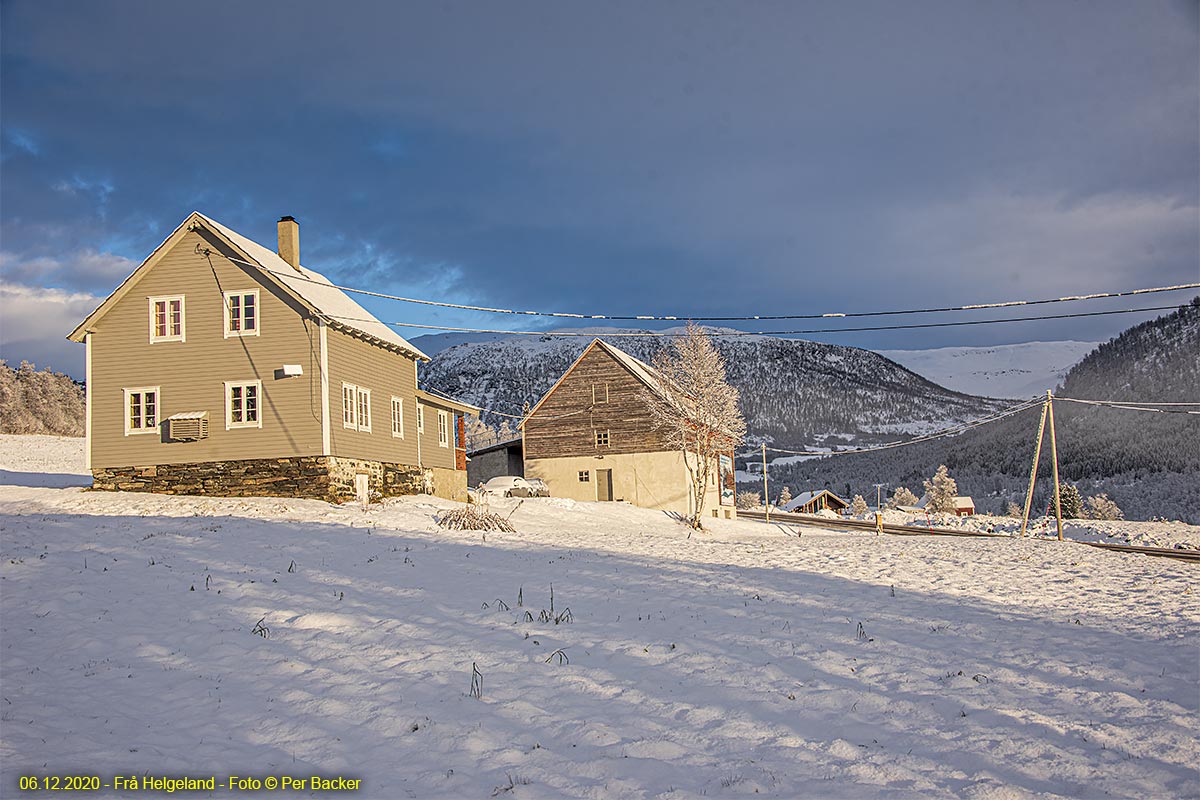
xmin=910 ymin=494 xmax=976 ymax=516
xmin=782 ymin=489 xmax=849 ymax=514
xmin=521 ymin=339 xmax=735 ymax=519
xmin=68 ymin=211 xmax=477 ymax=502
xmin=467 ymin=437 xmax=524 ymax=486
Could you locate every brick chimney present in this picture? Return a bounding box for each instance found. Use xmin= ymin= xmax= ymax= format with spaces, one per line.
xmin=277 ymin=216 xmax=300 ymax=271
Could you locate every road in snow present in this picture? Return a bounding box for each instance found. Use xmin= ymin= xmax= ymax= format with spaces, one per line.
xmin=1 ymin=436 xmax=1197 ymax=798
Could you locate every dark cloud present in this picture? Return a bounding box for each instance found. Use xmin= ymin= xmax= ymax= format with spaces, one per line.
xmin=1 ymin=0 xmax=1196 ymax=375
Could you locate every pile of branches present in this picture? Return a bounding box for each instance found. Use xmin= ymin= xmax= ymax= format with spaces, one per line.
xmin=436 ymin=504 xmax=516 ymax=533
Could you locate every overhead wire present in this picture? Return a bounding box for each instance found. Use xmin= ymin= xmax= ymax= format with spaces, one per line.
xmin=247 ymin=261 xmax=1197 ymax=322
xmin=757 ymin=397 xmax=1045 ymax=459
xmin=326 ymin=303 xmax=1184 ymax=338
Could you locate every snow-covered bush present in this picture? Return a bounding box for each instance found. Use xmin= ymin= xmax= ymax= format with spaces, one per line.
xmin=850 ymin=495 xmax=870 ymax=516
xmin=736 ymin=490 xmax=761 ymax=510
xmin=888 ymin=486 xmax=919 ymax=509
xmin=1005 ymin=500 xmax=1023 ymax=517
xmin=777 ymin=486 xmax=792 ymax=507
xmin=1085 ymin=493 xmax=1124 ymax=521
xmin=923 ymin=465 xmax=958 ymax=514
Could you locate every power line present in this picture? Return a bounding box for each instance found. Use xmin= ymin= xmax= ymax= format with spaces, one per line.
xmin=1055 ymin=397 xmax=1200 ymax=415
xmin=759 ymin=398 xmax=1044 ymax=459
xmin=327 ymin=303 xmax=1182 ymax=338
xmin=247 ymin=262 xmax=1198 ymax=322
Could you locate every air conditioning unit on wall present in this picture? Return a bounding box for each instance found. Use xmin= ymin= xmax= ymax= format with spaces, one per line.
xmin=167 ymin=411 xmax=209 ymax=441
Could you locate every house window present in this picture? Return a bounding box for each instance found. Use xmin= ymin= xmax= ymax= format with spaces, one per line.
xmin=391 ymin=397 xmax=404 ymax=438
xmin=578 ymin=471 xmax=590 ymax=482
xmin=225 ymin=380 xmax=262 ymax=429
xmin=591 ymin=383 xmax=609 ymax=404
xmin=224 ymin=290 xmax=259 ymax=337
xmin=124 ymin=387 xmax=160 ymax=435
xmin=358 ymin=388 xmax=372 ymax=433
xmin=417 ymin=404 xmax=424 ymax=433
xmin=148 ymin=296 xmax=185 ymax=343
xmin=342 ymin=383 xmax=371 ymax=432
xmin=437 ymin=410 xmax=449 ymax=448
xmin=595 ymin=430 xmax=610 ymax=447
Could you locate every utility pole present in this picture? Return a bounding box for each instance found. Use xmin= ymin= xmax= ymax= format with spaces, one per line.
xmin=1046 ymin=390 xmax=1064 ymax=541
xmin=762 ymin=442 xmax=769 ymax=524
xmin=1020 ymin=393 xmax=1051 ymax=537
xmin=873 ymin=483 xmax=886 ymax=536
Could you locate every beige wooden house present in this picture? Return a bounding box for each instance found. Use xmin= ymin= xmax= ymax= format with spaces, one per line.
xmin=68 ymin=212 xmax=476 ymax=501
xmin=521 ymin=339 xmax=736 ymax=520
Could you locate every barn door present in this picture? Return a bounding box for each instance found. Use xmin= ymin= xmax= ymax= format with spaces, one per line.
xmin=596 ymin=469 xmax=613 ymax=502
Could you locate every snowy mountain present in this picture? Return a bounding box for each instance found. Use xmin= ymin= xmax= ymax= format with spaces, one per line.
xmin=878 ymin=341 xmax=1100 ymax=399
xmin=764 ymin=300 xmax=1200 ymax=522
xmin=420 ymin=328 xmax=1007 ymax=449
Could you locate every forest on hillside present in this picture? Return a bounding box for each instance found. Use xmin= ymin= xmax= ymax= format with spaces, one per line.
xmin=756 ymin=300 xmax=1200 ymax=523
xmin=0 ymin=361 xmax=85 ymax=437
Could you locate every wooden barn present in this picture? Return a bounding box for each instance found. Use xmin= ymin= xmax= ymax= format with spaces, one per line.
xmin=521 ymin=339 xmax=735 ymax=519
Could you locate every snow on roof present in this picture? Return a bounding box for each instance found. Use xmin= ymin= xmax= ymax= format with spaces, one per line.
xmin=196 ymin=213 xmax=428 ymax=361
xmin=782 ymin=489 xmax=847 ymax=512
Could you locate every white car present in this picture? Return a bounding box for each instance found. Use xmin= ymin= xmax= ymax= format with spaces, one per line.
xmin=525 ymin=478 xmax=551 ymax=497
xmin=478 ymin=476 xmax=535 ymax=498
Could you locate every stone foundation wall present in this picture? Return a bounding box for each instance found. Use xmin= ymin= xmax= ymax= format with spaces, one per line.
xmin=92 ymin=456 xmax=434 ymax=502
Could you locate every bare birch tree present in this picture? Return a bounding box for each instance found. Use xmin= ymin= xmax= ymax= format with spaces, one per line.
xmin=642 ymin=323 xmax=746 ymax=529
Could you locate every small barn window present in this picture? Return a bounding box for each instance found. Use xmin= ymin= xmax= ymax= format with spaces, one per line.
xmin=592 ymin=383 xmax=609 ymax=404
xmin=578 ymin=471 xmax=590 ymax=482
xmin=595 ymin=430 xmax=610 ymax=447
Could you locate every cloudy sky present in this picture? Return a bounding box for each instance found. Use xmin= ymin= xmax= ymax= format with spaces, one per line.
xmin=2 ymin=0 xmax=1197 ymax=377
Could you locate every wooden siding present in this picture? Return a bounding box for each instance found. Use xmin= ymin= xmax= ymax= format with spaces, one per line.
xmin=523 ymin=345 xmax=671 ymax=460
xmin=416 ymin=398 xmax=459 ymax=470
xmin=89 ymin=230 xmax=324 ymax=467
xmin=326 ymin=327 xmax=421 ymax=465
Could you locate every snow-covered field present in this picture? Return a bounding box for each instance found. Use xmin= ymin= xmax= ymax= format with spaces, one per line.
xmin=2 ymin=437 xmax=1197 ymax=798
xmin=869 ymin=509 xmax=1200 ymax=552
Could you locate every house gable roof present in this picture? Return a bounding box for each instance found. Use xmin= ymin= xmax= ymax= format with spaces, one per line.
xmin=68 ymin=211 xmax=428 ymax=362
xmin=783 ymin=489 xmax=849 ymax=512
xmin=518 ymin=338 xmax=670 ymax=428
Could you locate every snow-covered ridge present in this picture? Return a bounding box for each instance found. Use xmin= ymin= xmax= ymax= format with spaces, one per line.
xmin=420 ymin=329 xmax=1007 ymax=449
xmin=879 ymin=340 xmax=1101 ymax=399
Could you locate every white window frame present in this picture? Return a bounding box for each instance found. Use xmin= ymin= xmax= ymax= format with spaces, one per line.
xmin=357 ymin=388 xmax=372 ymax=433
xmin=223 ymin=289 xmax=261 ymax=338
xmin=417 ymin=404 xmax=424 ymax=434
xmin=148 ymin=295 xmax=186 ymax=343
xmin=437 ymin=409 xmax=449 ymax=448
xmin=578 ymin=470 xmax=590 ymax=482
xmin=391 ymin=396 xmax=405 ymax=439
xmin=224 ymin=380 xmax=263 ymax=430
xmin=595 ymin=429 xmax=610 ymax=448
xmin=123 ymin=386 xmax=161 ymax=436
xmin=342 ymin=383 xmax=358 ymax=429
xmin=342 ymin=382 xmax=371 ymax=432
